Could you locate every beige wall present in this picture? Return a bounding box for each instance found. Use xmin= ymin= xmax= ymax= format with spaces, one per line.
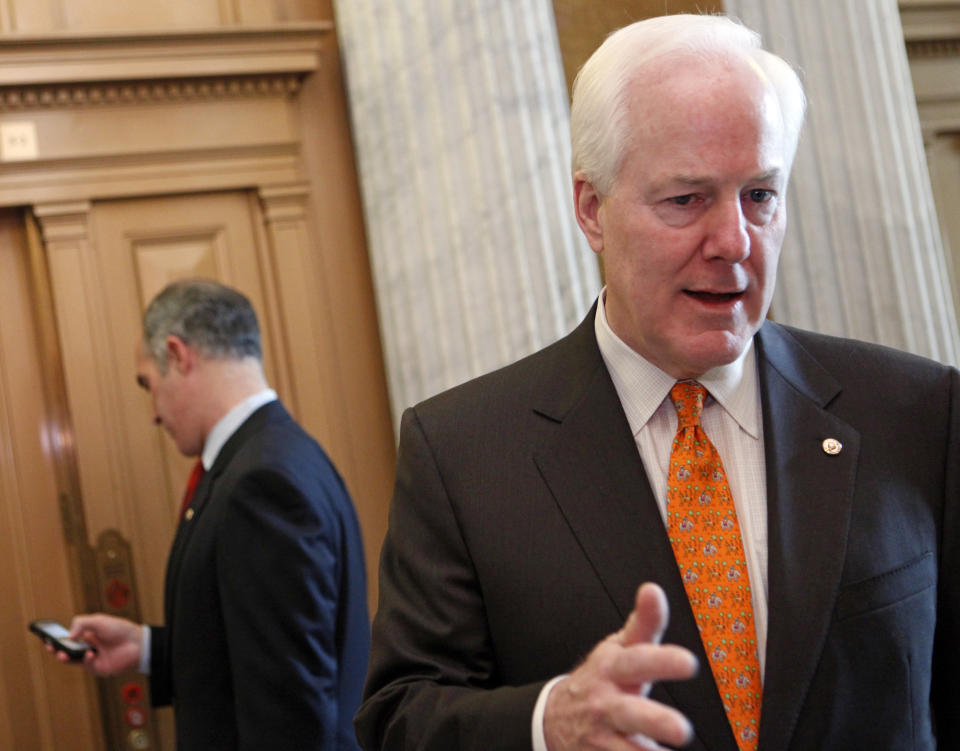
xmin=551 ymin=0 xmax=722 ymax=95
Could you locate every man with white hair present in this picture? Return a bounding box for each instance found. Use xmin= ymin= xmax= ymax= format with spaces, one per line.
xmin=356 ymin=14 xmax=959 ymax=751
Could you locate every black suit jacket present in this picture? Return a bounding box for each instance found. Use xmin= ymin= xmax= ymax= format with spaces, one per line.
xmin=356 ymin=308 xmax=959 ymax=750
xmin=150 ymin=400 xmax=370 ymax=751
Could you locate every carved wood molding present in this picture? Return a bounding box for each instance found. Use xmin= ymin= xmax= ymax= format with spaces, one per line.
xmin=0 ymin=73 xmax=303 ymax=111
xmin=906 ymin=38 xmax=960 ymax=57
xmin=0 ymin=24 xmax=330 ymax=207
xmin=0 ymin=24 xmax=331 ymax=86
xmin=901 ymin=1 xmax=960 ymax=48
xmin=900 ymin=2 xmax=960 ymax=134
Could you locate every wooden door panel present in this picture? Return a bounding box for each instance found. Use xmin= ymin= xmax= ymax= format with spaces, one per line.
xmin=134 ymin=234 xmax=221 ymax=294
xmin=0 ymin=208 xmax=103 ymax=750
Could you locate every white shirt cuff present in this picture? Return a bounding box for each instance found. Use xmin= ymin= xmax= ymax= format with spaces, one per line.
xmin=531 ymin=675 xmax=567 ymax=751
xmin=138 ymin=625 xmax=151 ymax=675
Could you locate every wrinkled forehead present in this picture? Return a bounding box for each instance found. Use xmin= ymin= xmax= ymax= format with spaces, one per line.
xmin=626 ymin=51 xmax=788 ymax=147
xmin=634 ymin=47 xmax=801 ymax=161
xmin=635 ymin=48 xmax=774 ymax=102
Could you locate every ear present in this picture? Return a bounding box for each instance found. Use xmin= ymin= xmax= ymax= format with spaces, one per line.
xmin=164 ymin=335 xmax=195 ymax=375
xmin=573 ymin=173 xmax=605 ymax=255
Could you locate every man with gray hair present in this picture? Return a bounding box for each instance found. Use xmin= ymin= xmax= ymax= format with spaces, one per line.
xmin=356 ymin=13 xmax=958 ymax=751
xmin=57 ymin=279 xmax=370 ymax=750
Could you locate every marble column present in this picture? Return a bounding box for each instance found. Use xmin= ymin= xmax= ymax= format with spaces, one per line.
xmin=724 ymin=0 xmax=960 ymax=365
xmin=333 ymin=0 xmax=600 ymax=425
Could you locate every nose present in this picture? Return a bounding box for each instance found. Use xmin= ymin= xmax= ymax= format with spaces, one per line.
xmin=704 ymin=197 xmax=750 ymax=264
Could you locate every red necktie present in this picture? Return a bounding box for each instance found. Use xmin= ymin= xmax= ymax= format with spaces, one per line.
xmin=666 ymin=381 xmax=762 ymax=751
xmin=179 ymin=459 xmax=205 ymax=520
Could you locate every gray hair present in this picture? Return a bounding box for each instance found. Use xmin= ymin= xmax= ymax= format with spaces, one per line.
xmin=570 ymin=13 xmax=807 ymax=195
xmin=143 ymin=279 xmax=262 ymax=372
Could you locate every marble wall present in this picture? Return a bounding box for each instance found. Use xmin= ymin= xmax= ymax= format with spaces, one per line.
xmin=333 ymin=0 xmax=600 ymax=424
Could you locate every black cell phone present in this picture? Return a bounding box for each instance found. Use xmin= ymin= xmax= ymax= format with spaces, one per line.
xmin=29 ymin=619 xmax=94 ymax=661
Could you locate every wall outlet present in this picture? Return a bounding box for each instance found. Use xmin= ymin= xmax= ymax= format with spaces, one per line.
xmin=1 ymin=121 xmax=39 ymax=161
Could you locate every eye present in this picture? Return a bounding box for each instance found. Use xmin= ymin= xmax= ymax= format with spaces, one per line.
xmin=654 ymin=192 xmax=706 ymax=227
xmin=742 ymin=187 xmax=779 ymax=225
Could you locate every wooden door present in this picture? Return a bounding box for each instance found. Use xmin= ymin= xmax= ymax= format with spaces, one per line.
xmin=33 ymin=189 xmax=303 ymax=749
xmin=0 ymin=208 xmax=103 ymax=749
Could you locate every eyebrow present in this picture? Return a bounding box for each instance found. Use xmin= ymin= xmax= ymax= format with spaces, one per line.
xmin=649 ymin=169 xmax=784 ymax=196
xmin=749 ymin=169 xmax=783 ymax=184
xmin=136 ymin=375 xmax=149 ymax=390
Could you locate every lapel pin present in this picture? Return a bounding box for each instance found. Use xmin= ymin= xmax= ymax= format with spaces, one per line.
xmin=822 ymin=437 xmax=842 ymax=455
xmin=185 ymin=508 xmax=195 ymax=521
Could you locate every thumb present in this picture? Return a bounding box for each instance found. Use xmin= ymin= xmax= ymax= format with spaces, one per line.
xmin=619 ymin=582 xmax=670 ymax=647
xmin=68 ymin=616 xmax=90 ymax=641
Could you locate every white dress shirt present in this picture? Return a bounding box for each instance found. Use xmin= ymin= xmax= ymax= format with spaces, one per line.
xmin=139 ymin=388 xmax=277 ymax=673
xmin=200 ymin=388 xmax=277 ymax=472
xmin=532 ymin=295 xmax=769 ymax=750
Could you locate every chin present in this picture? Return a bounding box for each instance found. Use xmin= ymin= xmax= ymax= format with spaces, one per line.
xmin=170 ymin=437 xmax=195 ymax=458
xmin=685 ymin=333 xmax=751 ymax=375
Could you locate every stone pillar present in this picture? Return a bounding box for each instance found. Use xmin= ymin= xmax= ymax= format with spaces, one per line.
xmin=333 ymin=0 xmax=600 ymax=423
xmin=724 ymin=0 xmax=960 ymax=365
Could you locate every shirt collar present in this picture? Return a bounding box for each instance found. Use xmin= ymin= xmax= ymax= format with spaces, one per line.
xmin=594 ymin=289 xmax=760 ymax=438
xmin=201 ymin=389 xmax=277 ymax=470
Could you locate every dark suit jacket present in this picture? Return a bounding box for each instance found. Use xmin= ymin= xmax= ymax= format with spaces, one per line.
xmin=150 ymin=400 xmax=369 ymax=751
xmin=356 ymin=308 xmax=960 ymax=751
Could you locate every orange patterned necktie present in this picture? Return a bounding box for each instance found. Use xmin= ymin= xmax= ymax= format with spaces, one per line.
xmin=666 ymin=381 xmax=761 ymax=751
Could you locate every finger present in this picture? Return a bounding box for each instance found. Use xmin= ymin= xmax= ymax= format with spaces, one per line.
xmin=82 ymin=650 xmax=106 ymax=677
xmin=620 ymin=583 xmax=669 ymax=647
xmin=609 ymin=643 xmax=699 ymax=687
xmin=607 ymin=693 xmax=695 ymax=749
xmin=557 ymin=723 xmax=672 ymax=751
xmin=71 ymin=630 xmax=97 ymax=652
xmin=627 ymin=731 xmax=677 ymax=751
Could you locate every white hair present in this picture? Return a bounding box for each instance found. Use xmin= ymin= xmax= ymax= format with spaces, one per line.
xmin=570 ymin=13 xmax=807 ymax=195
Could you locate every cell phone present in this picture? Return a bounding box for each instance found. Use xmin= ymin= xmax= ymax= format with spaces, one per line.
xmin=29 ymin=619 xmax=94 ymax=661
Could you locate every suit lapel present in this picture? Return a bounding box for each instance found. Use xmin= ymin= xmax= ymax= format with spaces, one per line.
xmin=528 ymin=315 xmax=863 ymax=751
xmin=530 ymin=310 xmax=736 ymax=750
xmin=754 ymin=324 xmax=859 ymax=751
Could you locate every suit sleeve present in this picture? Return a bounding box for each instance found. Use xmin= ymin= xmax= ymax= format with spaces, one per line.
xmin=148 ymin=625 xmax=171 ymax=707
xmin=355 ymin=407 xmax=544 ymax=751
xmin=217 ymin=465 xmax=354 ymax=751
xmin=932 ymin=366 xmax=960 ymax=744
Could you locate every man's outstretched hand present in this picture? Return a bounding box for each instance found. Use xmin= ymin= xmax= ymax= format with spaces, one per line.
xmin=543 ymin=583 xmax=698 ymax=751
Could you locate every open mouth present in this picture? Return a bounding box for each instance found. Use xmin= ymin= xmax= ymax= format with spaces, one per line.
xmin=684 ymin=290 xmax=743 ymax=303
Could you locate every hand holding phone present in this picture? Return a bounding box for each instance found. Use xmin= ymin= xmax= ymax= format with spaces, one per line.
xmin=29 ymin=619 xmax=95 ymax=661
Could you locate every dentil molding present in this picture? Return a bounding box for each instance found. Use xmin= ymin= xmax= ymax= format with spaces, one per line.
xmin=0 ymin=24 xmax=331 ymax=207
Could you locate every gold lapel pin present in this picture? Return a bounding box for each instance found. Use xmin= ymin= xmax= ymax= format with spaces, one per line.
xmin=185 ymin=508 xmax=195 ymax=521
xmin=822 ymin=437 xmax=842 ymax=455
